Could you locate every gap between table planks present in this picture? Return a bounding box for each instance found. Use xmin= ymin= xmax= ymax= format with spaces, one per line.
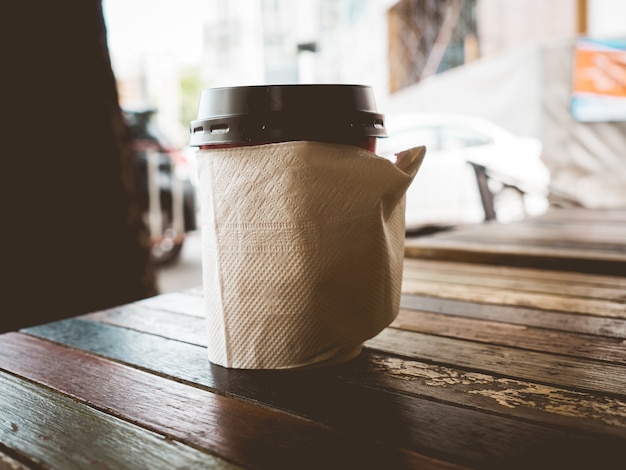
xmin=0 ymin=332 xmax=451 ymax=470
xmin=14 ymin=310 xmax=626 ymax=467
xmin=0 ymin=371 xmax=237 ymax=470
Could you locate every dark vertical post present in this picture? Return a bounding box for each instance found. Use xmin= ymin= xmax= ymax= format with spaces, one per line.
xmin=3 ymin=1 xmax=158 ymax=332
xmin=468 ymin=162 xmax=496 ymax=221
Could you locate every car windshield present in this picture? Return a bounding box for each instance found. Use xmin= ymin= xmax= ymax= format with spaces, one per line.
xmin=381 ymin=125 xmax=440 ymax=154
xmin=438 ymin=126 xmax=494 ymax=149
xmin=380 ymin=122 xmax=495 ymax=156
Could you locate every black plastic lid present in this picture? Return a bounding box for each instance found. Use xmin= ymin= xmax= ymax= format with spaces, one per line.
xmin=189 ymin=84 xmax=387 ymax=146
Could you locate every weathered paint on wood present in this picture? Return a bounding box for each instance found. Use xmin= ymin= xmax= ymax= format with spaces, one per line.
xmin=349 ymin=352 xmax=626 ymax=437
xmin=0 ymin=332 xmax=458 ymax=470
xmin=0 ymin=371 xmax=236 ymax=470
xmin=4 ymin=208 xmax=626 ymax=470
xmin=367 ymin=328 xmax=626 ymax=397
xmin=22 ymin=320 xmax=626 ymax=447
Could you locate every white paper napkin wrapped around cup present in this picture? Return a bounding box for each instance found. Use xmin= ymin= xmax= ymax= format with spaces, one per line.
xmin=196 ymin=141 xmax=425 ymax=369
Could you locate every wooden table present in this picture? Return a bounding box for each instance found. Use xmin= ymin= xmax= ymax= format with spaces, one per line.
xmin=405 ymin=208 xmax=626 ymax=276
xmin=2 ymin=208 xmax=625 ymax=469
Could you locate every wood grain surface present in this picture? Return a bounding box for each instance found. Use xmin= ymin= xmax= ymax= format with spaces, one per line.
xmin=0 ymin=371 xmax=234 ymax=470
xmin=19 ymin=313 xmax=626 ymax=469
xmin=2 ymin=208 xmax=625 ymax=469
xmin=404 ymin=210 xmax=626 ymax=275
xmin=21 ymin=316 xmax=626 ymax=437
xmin=0 ymin=332 xmax=455 ymax=470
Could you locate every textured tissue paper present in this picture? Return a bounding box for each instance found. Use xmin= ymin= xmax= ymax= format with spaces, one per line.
xmin=196 ymin=141 xmax=425 ymax=369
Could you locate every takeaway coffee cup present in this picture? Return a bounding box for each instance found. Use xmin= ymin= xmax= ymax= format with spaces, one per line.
xmin=190 ymin=84 xmax=424 ymax=370
xmin=190 ymin=84 xmax=387 ymax=151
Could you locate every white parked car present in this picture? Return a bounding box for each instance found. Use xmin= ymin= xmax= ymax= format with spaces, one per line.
xmin=377 ymin=112 xmax=551 ymax=230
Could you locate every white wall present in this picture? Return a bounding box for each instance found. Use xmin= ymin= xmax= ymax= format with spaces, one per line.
xmin=588 ymin=0 xmax=626 ymax=36
xmin=477 ymin=0 xmax=577 ymax=58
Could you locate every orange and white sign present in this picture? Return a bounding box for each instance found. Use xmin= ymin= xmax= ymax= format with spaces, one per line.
xmin=571 ymin=38 xmax=626 ymax=122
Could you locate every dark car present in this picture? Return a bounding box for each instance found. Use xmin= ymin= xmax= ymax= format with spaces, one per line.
xmin=124 ymin=108 xmax=197 ymax=265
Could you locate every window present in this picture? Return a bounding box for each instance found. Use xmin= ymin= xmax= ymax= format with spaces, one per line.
xmin=438 ymin=126 xmax=493 ymax=149
xmin=388 ymin=0 xmax=478 ymax=92
xmin=381 ymin=125 xmax=440 ymax=154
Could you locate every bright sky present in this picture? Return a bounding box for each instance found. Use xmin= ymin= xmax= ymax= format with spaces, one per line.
xmin=102 ymin=0 xmax=208 ymax=65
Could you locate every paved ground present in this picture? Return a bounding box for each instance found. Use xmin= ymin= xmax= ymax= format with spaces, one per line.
xmin=156 ymin=231 xmax=203 ymax=294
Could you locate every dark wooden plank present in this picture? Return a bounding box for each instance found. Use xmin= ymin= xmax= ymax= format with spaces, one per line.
xmin=0 ymin=332 xmax=461 ymax=470
xmin=0 ymin=445 xmax=35 ymax=470
xmin=391 ymin=309 xmax=626 ymax=364
xmin=0 ymin=371 xmax=235 ymax=470
xmin=404 ymin=244 xmax=626 ymax=275
xmin=405 ymin=233 xmax=626 ymax=260
xmin=367 ymin=328 xmax=626 ymax=397
xmin=421 ymin=213 xmax=626 ymax=245
xmin=400 ymin=295 xmax=626 ymax=339
xmin=33 ymin=319 xmax=626 ymax=438
xmin=404 ymin=236 xmax=626 ymax=276
xmin=403 ymin=258 xmax=626 ymax=300
xmin=447 ymin=221 xmax=626 ymax=247
xmin=404 ymin=207 xmax=626 ymax=276
xmin=20 ymin=320 xmax=626 ymax=466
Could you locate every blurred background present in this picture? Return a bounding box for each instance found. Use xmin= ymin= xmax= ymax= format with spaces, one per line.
xmin=101 ymin=0 xmax=626 ymax=291
xmin=102 ymin=0 xmax=625 ymax=144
